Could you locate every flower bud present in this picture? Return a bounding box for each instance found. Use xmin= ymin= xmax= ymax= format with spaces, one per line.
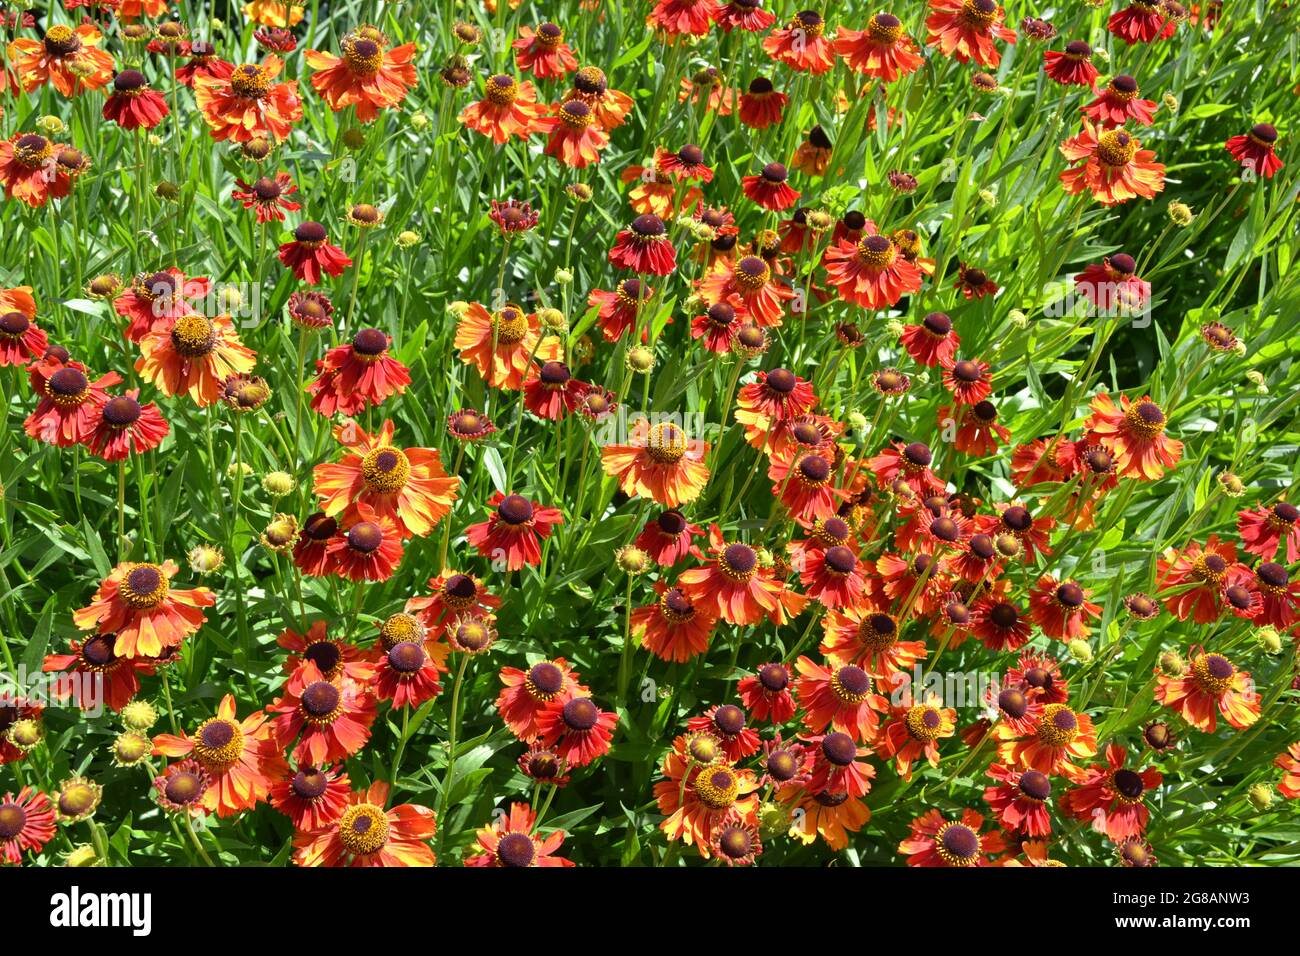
xmin=1248 ymin=783 xmax=1275 ymax=811
xmin=121 ymin=700 xmax=159 ymax=732
xmin=262 ymin=470 xmax=296 ymax=498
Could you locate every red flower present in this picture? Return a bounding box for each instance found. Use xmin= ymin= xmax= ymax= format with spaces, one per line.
xmin=794 ymin=656 xmax=888 ymax=743
xmin=0 ymin=787 xmax=56 ymax=864
xmin=513 ymin=23 xmax=578 ymax=79
xmin=1059 ymin=121 xmax=1166 ymax=206
xmin=84 ymin=391 xmax=170 ymax=461
xmin=678 ymin=526 xmax=808 ymax=626
xmin=631 ymin=581 xmax=718 ymax=663
xmin=899 ymin=808 xmax=1006 ymax=866
xmin=293 ymin=512 xmax=339 ymax=577
xmin=465 ymin=492 xmax=563 ymax=571
xmin=102 ymin=69 xmax=170 ymax=130
xmin=1074 ymin=252 xmax=1150 ymax=314
xmin=738 ymin=663 xmax=796 ymax=723
xmin=1238 ymin=501 xmax=1300 ymax=562
xmin=231 ymin=171 xmax=300 ymax=222
xmin=925 ymin=0 xmax=1017 ymax=67
xmin=805 ymin=732 xmax=876 ymax=797
xmin=270 ymin=765 xmax=351 ymax=832
xmin=738 ymin=76 xmax=787 ymax=129
xmin=538 ymin=99 xmax=609 ymax=168
xmin=687 ymin=704 xmax=762 ymax=762
xmin=1225 ymin=123 xmax=1284 ymax=180
xmin=1108 ymin=1 xmax=1177 ymax=44
xmin=608 ymin=214 xmax=677 ymax=275
xmin=268 ymin=661 xmax=378 ymax=765
xmin=535 ymin=696 xmax=618 ymax=768
xmin=42 ymin=634 xmax=155 ymax=713
xmin=0 ymin=133 xmax=71 ymax=207
xmin=496 ymin=658 xmax=586 ymax=741
xmin=176 ymin=40 xmax=234 ymax=86
xmin=634 ymin=508 xmax=704 ymax=566
xmin=326 ymin=509 xmax=405 ymax=582
xmin=294 ymin=781 xmax=436 ymax=867
xmin=1084 ymin=392 xmax=1182 ymax=480
xmin=278 ymin=221 xmax=353 ymax=284
xmin=899 ymin=311 xmax=960 ymax=366
xmin=73 ymin=560 xmax=213 ymax=659
xmin=1043 ymin=40 xmax=1099 ymax=88
xmin=824 ymin=230 xmax=924 ymax=309
xmin=876 ymin=697 xmax=956 ymax=780
xmin=1060 ymin=743 xmax=1162 ymax=841
xmin=835 ymin=13 xmax=924 ymax=81
xmin=741 ymin=162 xmax=800 ymax=211
xmin=305 ymin=27 xmax=417 ymax=122
xmin=375 ymin=640 xmax=443 ymax=709
xmin=716 ymin=0 xmax=776 ymax=31
xmin=465 ymin=802 xmax=574 ymax=867
xmin=1083 ymin=74 xmax=1156 ymax=127
xmin=1155 ymin=535 xmax=1235 ymax=623
xmin=406 ymin=570 xmax=501 ymax=638
xmin=194 ymin=57 xmax=303 ymax=143
xmin=996 ymin=702 xmax=1098 ymax=779
xmin=939 ymin=355 xmax=992 ymax=405
xmin=1154 ymin=649 xmax=1260 ymax=732
xmin=656 ymin=742 xmax=760 ymax=855
xmin=1030 ymin=575 xmax=1101 ymax=640
xmin=821 ymin=606 xmax=926 ymax=678
xmin=697 ymin=255 xmax=793 ymax=327
xmin=459 ymin=72 xmax=546 ymax=145
xmin=307 ymin=328 xmax=411 ymax=418
xmin=866 ymin=441 xmax=945 ymax=497
xmin=982 ymin=763 xmax=1053 ymax=837
xmin=763 ymin=12 xmax=835 ymax=73
xmin=1276 ymin=742 xmax=1300 ymax=799
xmin=649 ymin=0 xmax=719 ymax=35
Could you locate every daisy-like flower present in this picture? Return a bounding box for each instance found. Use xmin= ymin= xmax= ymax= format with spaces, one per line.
xmin=73 ymin=560 xmax=213 ymax=659
xmin=177 ymin=40 xmax=234 ymax=87
xmin=687 ymin=705 xmax=762 ymax=762
xmin=1155 ymin=535 xmax=1236 ymax=623
xmin=1059 ymin=121 xmax=1166 ymax=206
xmin=1074 ymin=252 xmax=1151 ymax=315
xmin=734 ymin=368 xmax=817 ymax=443
xmin=1009 ymin=653 xmax=1071 ymax=705
xmin=1043 ymin=40 xmax=1099 ymax=88
xmin=972 ymin=596 xmax=1033 ymax=651
xmin=900 ymin=311 xmax=960 ymax=367
xmin=459 ymin=72 xmax=546 ymax=144
xmin=821 ymin=607 xmax=927 ymax=680
xmin=716 ymin=0 xmax=775 ymax=31
xmin=876 ymin=697 xmax=956 ymax=780
xmin=698 ymin=255 xmax=793 ymax=327
xmin=1108 ymin=0 xmax=1178 ymax=44
xmin=631 ymin=582 xmax=718 ymax=663
xmin=738 ymin=76 xmax=788 ymax=129
xmin=0 ymin=308 xmax=46 ymax=367
xmin=770 ymin=450 xmax=845 ymax=523
xmin=925 ymin=0 xmax=1017 ymax=67
xmin=764 ymin=11 xmax=835 ymax=73
xmin=536 ymin=696 xmax=618 ymax=768
xmin=305 ymin=26 xmax=417 ymax=122
xmin=795 ymin=657 xmax=888 ymax=743
xmin=406 ymin=570 xmax=501 ymax=637
xmin=313 ymin=419 xmax=458 ymax=539
xmin=1225 ymin=123 xmax=1283 ymax=180
xmin=1154 ymin=650 xmax=1259 ymax=732
xmin=601 ymin=418 xmax=710 ymax=507
xmin=270 ymin=765 xmax=351 ymax=831
xmin=465 ymin=492 xmax=563 ymax=571
xmin=84 ymin=391 xmax=170 ymax=462
xmin=996 ymin=702 xmax=1098 ymax=780
xmin=899 ymin=808 xmax=1006 ymax=866
xmin=1030 ymin=576 xmax=1102 ymax=640
xmin=454 ymin=302 xmax=560 ymax=391
xmin=135 ymin=312 xmax=256 ymax=407
xmin=194 ymin=56 xmax=303 ymax=143
xmin=650 ymin=0 xmax=719 ymax=34
xmin=791 ymin=125 xmax=834 ymax=177
xmin=0 ymin=787 xmax=56 ymax=863
xmin=488 ymin=198 xmax=540 ymax=236
xmin=1238 ymin=501 xmax=1300 ymax=562
xmin=939 ymin=355 xmax=992 ymax=406
xmin=836 ymin=13 xmax=924 ymax=81
xmin=447 ymin=612 xmax=499 ymax=655
xmin=799 ymin=546 xmax=866 ymax=609
xmin=277 ymin=620 xmax=376 ymax=685
xmin=293 ymin=512 xmax=339 ymax=577
xmin=496 ymin=659 xmax=586 ymax=741
xmin=983 ymin=764 xmax=1054 ymax=837
xmin=565 ymin=66 xmax=635 ymax=129
xmin=375 ymin=641 xmax=443 ymax=709
xmin=113 ymin=268 xmax=210 ymax=343
xmin=738 ymin=663 xmax=796 ymax=723
xmin=1276 ymin=743 xmax=1300 ymax=799
xmin=539 ymin=99 xmax=609 ymax=168
xmin=634 ymin=508 xmax=704 ymax=566
xmin=1252 ymin=561 xmax=1300 ymax=629
xmin=268 ymin=662 xmax=378 ymax=766
xmin=678 ymin=527 xmax=808 ymax=626
xmin=153 ymin=760 xmax=212 ymax=815
xmin=608 ymin=214 xmax=677 ymax=275
xmin=8 ymin=23 xmax=114 ymax=96
xmin=513 ymin=23 xmax=578 ymax=78
xmin=679 ymin=66 xmax=737 ymax=115
xmin=805 ymin=731 xmax=877 ymax=798
xmin=691 ymin=300 xmax=746 ymax=353
xmin=942 ymin=401 xmax=1010 ymax=457
xmin=741 ymin=162 xmax=800 ymax=211
xmin=326 ymin=510 xmax=405 ymax=582
xmin=294 ymin=781 xmax=436 ymax=867
xmin=152 ymin=694 xmax=287 ymax=817
xmin=656 ymin=747 xmax=760 ymax=856
xmin=0 ymin=133 xmax=71 ymax=207
xmin=522 ymin=361 xmax=585 ymax=420
xmin=446 ymin=408 xmax=497 ymax=443
xmin=102 ymin=69 xmax=169 ymax=130
xmin=784 ymin=788 xmax=871 ymax=850
xmin=823 ymin=229 xmax=924 ymax=309
xmin=466 ymin=802 xmax=574 ymax=867
xmin=230 ymin=172 xmax=300 ymax=222
xmin=278 ymin=220 xmax=352 ymax=284
xmin=1084 ymin=392 xmax=1182 ymax=480
xmin=866 ymin=441 xmax=946 ymax=498
xmin=1060 ymin=743 xmax=1162 ymax=842
xmin=589 ymin=278 xmax=653 ymax=343
xmin=308 ymin=328 xmax=411 ymax=417
xmin=42 ymin=634 xmax=155 ymax=713
xmin=1083 ymin=74 xmax=1157 ymax=128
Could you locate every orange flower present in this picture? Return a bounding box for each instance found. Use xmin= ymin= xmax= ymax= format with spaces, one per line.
xmin=876 ymin=697 xmax=956 ymax=780
xmin=823 ymin=229 xmax=923 ymax=309
xmin=678 ymin=526 xmax=808 ymax=626
xmin=631 ymin=581 xmax=718 ymax=663
xmin=654 ymin=740 xmax=759 ymax=856
xmin=513 ymin=23 xmax=578 ymax=79
xmin=996 ymin=702 xmax=1098 ymax=780
xmin=565 ymin=66 xmax=634 ymax=129
xmin=152 ymin=694 xmax=287 ymax=817
xmin=465 ymin=802 xmax=574 ymax=866
xmin=820 ymin=606 xmax=926 ymax=678
xmin=1084 ymin=392 xmax=1182 ymax=480
xmin=307 ymin=328 xmax=410 ymax=418
xmin=134 ymin=312 xmax=256 ymax=407
xmin=243 ymin=0 xmax=305 ymax=27
xmin=1276 ymin=742 xmax=1300 ymax=799
xmin=313 ymin=419 xmax=459 ymax=538
xmin=601 ymin=418 xmax=710 ymax=507
xmin=539 ymin=99 xmax=610 ymax=168
xmin=899 ymin=808 xmax=1006 ymax=866
xmin=194 ymin=56 xmax=303 ymax=143
xmin=782 ymin=787 xmax=871 ymax=850
xmin=1154 ymin=650 xmax=1259 ymax=732
xmin=73 ymin=560 xmax=214 ymax=659
xmin=697 ymin=254 xmax=793 ymax=327
xmin=465 ymin=492 xmax=564 ymax=570
xmin=496 ymin=658 xmax=587 ymax=741
xmin=459 ymin=72 xmax=547 ymax=145
xmin=925 ymin=0 xmax=1017 ymax=67
xmin=326 ymin=509 xmax=405 ymax=582
xmin=305 ymin=26 xmax=416 ymax=122
xmin=763 ymin=12 xmax=835 ymax=73
xmin=406 ymin=570 xmax=501 ymax=637
xmin=268 ymin=661 xmax=378 ymax=765
xmin=835 ymin=14 xmax=924 ymax=80
xmin=1059 ymin=121 xmax=1165 ymax=206
xmin=0 ymin=133 xmax=71 ymax=207
xmin=269 ymin=765 xmax=351 ymax=831
xmin=0 ymin=788 xmax=56 ymax=863
xmin=454 ymin=302 xmax=560 ymax=390
xmin=794 ymin=656 xmax=888 ymax=743
xmin=294 ymin=781 xmax=436 ymax=867
xmin=8 ymin=24 xmax=114 ymax=96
